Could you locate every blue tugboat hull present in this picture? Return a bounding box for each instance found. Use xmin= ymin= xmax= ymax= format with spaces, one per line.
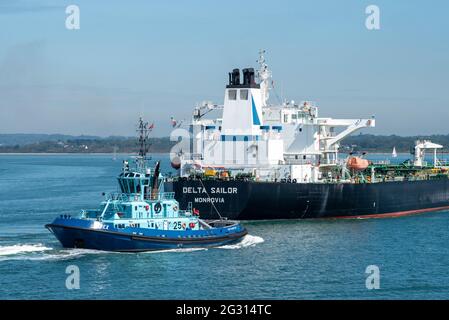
xmin=45 ymin=218 xmax=247 ymax=252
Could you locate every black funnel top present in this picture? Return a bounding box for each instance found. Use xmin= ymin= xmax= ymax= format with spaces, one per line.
xmin=226 ymin=67 xmax=259 ymax=89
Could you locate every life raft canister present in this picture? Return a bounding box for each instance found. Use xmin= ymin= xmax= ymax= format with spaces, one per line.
xmin=173 ymin=205 xmax=178 ymax=212
xmin=154 ymin=202 xmax=162 ymax=214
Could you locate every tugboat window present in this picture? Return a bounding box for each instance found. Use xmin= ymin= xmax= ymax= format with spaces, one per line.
xmin=118 ymin=179 xmax=125 ymax=192
xmin=128 ymin=180 xmax=135 ymax=193
xmin=228 ymin=90 xmax=237 ymax=100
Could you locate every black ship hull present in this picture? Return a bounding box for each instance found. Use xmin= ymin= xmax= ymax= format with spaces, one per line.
xmin=165 ymin=179 xmax=449 ymax=220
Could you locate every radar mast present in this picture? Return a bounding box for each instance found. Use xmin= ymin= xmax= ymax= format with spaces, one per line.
xmin=257 ymin=49 xmax=272 ymax=107
xmin=136 ymin=117 xmax=152 ymax=170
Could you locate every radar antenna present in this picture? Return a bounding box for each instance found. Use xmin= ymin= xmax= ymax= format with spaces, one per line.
xmin=136 ymin=117 xmax=153 ymax=169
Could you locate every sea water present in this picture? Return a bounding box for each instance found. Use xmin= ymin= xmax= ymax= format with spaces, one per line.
xmin=1 ymin=154 xmax=449 ymax=299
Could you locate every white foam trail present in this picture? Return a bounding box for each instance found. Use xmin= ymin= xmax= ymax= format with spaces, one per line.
xmin=0 ymin=235 xmax=263 ymax=261
xmin=33 ymin=248 xmax=112 ymax=261
xmin=218 ymin=234 xmax=264 ymax=250
xmin=0 ymin=244 xmax=52 ymax=256
xmin=142 ymin=247 xmax=208 ymax=254
xmin=0 ymin=246 xmax=112 ymax=262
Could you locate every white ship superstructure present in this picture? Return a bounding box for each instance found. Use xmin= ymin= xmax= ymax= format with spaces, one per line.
xmin=179 ymin=51 xmax=375 ymax=183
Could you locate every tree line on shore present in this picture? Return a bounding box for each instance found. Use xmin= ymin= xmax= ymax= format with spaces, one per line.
xmin=0 ymin=136 xmax=176 ymax=153
xmin=1 ymin=133 xmax=449 ymax=153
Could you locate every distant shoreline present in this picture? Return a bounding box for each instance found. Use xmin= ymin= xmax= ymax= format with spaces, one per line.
xmin=0 ymin=152 xmax=421 ymax=156
xmin=0 ymin=152 xmax=169 ymax=156
xmin=2 ymin=133 xmax=449 ymax=154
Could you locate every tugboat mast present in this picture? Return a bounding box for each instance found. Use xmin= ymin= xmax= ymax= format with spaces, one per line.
xmin=136 ymin=117 xmax=152 ymax=170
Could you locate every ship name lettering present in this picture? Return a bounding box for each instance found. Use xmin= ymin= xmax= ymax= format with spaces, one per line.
xmin=210 ymin=187 xmax=238 ymax=194
xmin=194 ymin=197 xmax=225 ymax=203
xmin=183 ymin=187 xmax=206 ymax=194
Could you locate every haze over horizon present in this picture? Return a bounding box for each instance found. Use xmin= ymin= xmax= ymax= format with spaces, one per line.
xmin=1 ymin=0 xmax=448 ymax=137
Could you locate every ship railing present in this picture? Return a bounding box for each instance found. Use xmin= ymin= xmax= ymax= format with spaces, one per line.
xmin=177 ymin=210 xmax=192 ymax=217
xmin=284 ymin=158 xmax=314 ymax=165
xmin=319 ymin=159 xmax=340 ymax=165
xmin=147 ymin=192 xmax=176 ymax=200
xmin=183 ymin=153 xmax=204 ymax=160
xmin=284 ymin=157 xmax=340 ymax=165
xmin=191 ymin=153 xmax=203 ymax=160
xmin=107 ymin=192 xmax=176 ymax=201
xmin=373 ymin=160 xmax=391 ymax=165
xmin=436 ymin=160 xmax=449 ymax=167
xmin=107 ymin=193 xmax=131 ymax=201
xmin=80 ymin=209 xmax=102 ymax=219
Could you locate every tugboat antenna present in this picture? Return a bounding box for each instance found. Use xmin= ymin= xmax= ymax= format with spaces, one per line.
xmin=136 ymin=117 xmax=152 ymax=169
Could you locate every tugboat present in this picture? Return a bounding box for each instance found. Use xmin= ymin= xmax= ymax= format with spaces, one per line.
xmin=45 ymin=118 xmax=247 ymax=252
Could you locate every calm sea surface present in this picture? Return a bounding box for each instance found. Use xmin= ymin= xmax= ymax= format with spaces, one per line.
xmin=1 ymin=154 xmax=449 ymax=299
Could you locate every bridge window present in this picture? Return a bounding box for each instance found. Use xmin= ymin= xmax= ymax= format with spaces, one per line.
xmin=128 ymin=180 xmax=135 ymax=193
xmin=240 ymin=89 xmax=248 ymax=100
xmin=228 ymin=90 xmax=237 ymax=100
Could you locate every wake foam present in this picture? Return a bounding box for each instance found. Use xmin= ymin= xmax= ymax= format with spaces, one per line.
xmin=0 ymin=245 xmax=111 ymax=261
xmin=218 ymin=234 xmax=264 ymax=250
xmin=0 ymin=244 xmax=52 ymax=256
xmin=142 ymin=248 xmax=208 ymax=254
xmin=30 ymin=248 xmax=112 ymax=261
xmin=0 ymin=235 xmax=264 ymax=260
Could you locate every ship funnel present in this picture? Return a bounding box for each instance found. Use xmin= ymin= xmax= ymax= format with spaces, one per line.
xmin=229 ymin=68 xmax=240 ymax=86
xmin=242 ymin=68 xmax=255 ymax=86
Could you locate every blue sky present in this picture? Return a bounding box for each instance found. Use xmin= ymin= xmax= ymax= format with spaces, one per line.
xmin=0 ymin=0 xmax=448 ymax=136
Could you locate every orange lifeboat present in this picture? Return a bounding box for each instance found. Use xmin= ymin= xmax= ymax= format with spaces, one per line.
xmin=347 ymin=156 xmax=369 ymax=171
